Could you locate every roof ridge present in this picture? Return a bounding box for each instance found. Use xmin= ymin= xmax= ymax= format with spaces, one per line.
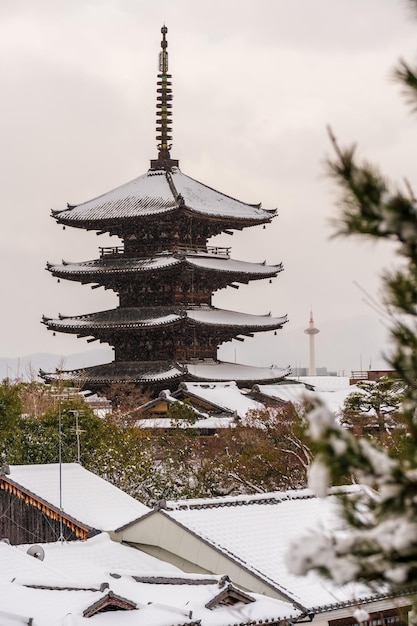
xmin=166 ymin=491 xmax=317 ymax=510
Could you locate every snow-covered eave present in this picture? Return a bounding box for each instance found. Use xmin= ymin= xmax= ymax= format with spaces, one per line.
xmin=308 ymin=585 xmax=417 ymax=615
xmin=42 ymin=309 xmax=288 ymax=332
xmin=40 ymin=362 xmax=186 ymax=384
xmin=46 ymin=256 xmax=180 ymax=277
xmin=189 ymin=313 xmax=288 ymax=331
xmin=45 ymin=257 xmax=283 ymax=285
xmin=181 ymin=206 xmax=276 ymax=225
xmin=0 ymin=476 xmax=93 ymax=538
xmin=186 ymin=362 xmax=291 ymax=384
xmin=51 ymin=206 xmax=274 ymax=229
xmin=42 ymin=315 xmax=182 ymax=332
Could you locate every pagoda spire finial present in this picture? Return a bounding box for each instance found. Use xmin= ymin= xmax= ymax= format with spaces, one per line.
xmin=150 ymin=25 xmax=179 ymax=170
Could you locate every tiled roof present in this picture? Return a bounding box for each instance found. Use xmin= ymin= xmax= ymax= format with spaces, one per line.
xmin=251 ymin=382 xmax=359 ymax=416
xmin=52 ymin=168 xmax=276 ymax=225
xmin=43 ymin=306 xmax=287 ymax=332
xmin=1 ymin=533 xmax=299 ymax=626
xmin=42 ymin=361 xmax=186 ymax=384
xmin=49 ymin=255 xmax=179 ymax=276
xmin=6 ymin=464 xmax=149 ymax=532
xmin=41 ymin=360 xmax=290 ymax=386
xmin=161 ymin=488 xmax=375 ymax=610
xmin=177 ymin=381 xmax=263 ymax=418
xmin=186 ymin=361 xmax=290 ymax=384
xmin=47 ymin=254 xmax=282 ymax=280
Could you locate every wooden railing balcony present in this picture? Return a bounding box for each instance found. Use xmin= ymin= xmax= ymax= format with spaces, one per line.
xmin=99 ymin=244 xmax=231 ymax=259
xmin=99 ymin=246 xmax=124 ymax=258
xmin=173 ymin=244 xmax=231 ymax=257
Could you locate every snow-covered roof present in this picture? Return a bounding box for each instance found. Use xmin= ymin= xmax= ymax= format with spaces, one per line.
xmin=0 ymin=533 xmax=299 ymax=626
xmin=48 ymin=253 xmax=282 ymax=280
xmin=160 ymin=488 xmax=379 ymax=610
xmin=53 ymin=168 xmax=276 ymax=226
xmin=289 ymin=376 xmax=352 ymax=392
xmin=135 ymin=415 xmax=237 ymax=430
xmin=41 ymin=361 xmax=186 ymax=385
xmin=6 ymin=464 xmax=149 ymax=532
xmin=253 ymin=382 xmax=358 ymax=416
xmin=186 ymin=361 xmax=290 ymax=384
xmin=42 ymin=360 xmax=290 ymax=388
xmin=43 ymin=306 xmax=288 ymax=332
xmin=187 ymin=307 xmax=287 ymax=329
xmin=178 ymin=381 xmax=263 ymax=418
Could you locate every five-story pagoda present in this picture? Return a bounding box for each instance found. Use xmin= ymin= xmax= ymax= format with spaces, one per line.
xmin=42 ymin=27 xmax=289 ymax=393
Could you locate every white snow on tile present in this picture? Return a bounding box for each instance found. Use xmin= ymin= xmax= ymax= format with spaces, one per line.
xmin=290 ymin=376 xmax=352 ymax=392
xmin=188 ymin=307 xmax=287 ymax=328
xmin=187 ymin=255 xmax=281 ymax=275
xmin=51 ymin=254 xmax=180 ymax=274
xmin=186 ymin=361 xmax=290 ymax=383
xmin=47 ymin=306 xmax=287 ymax=333
xmin=51 ymin=254 xmax=281 ymax=279
xmin=1 ymin=534 xmax=299 ymax=625
xmin=54 ymin=168 xmax=276 ymax=224
xmin=172 ymin=169 xmax=276 ymax=220
xmin=7 ymin=464 xmax=149 ymax=532
xmin=179 ymin=381 xmax=263 ymax=418
xmin=253 ymin=381 xmax=359 ymax=417
xmin=135 ymin=416 xmax=237 ymax=429
xmin=163 ymin=488 xmax=374 ymax=609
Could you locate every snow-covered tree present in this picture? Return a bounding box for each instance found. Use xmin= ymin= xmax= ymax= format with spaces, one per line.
xmin=343 ymin=376 xmax=405 ymax=432
xmin=287 ymin=0 xmax=417 ymax=611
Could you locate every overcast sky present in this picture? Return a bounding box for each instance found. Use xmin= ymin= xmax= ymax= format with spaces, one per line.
xmin=1 ymin=0 xmax=416 ymax=375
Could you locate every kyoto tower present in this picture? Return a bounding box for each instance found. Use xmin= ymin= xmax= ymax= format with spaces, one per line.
xmin=304 ymin=311 xmax=320 ymax=376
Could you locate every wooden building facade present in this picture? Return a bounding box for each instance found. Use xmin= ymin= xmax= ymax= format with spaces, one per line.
xmin=0 ymin=468 xmax=91 ymax=545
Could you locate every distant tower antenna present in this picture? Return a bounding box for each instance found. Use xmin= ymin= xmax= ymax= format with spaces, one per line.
xmin=304 ymin=310 xmax=320 ymax=376
xmin=151 ymin=25 xmax=179 ymax=170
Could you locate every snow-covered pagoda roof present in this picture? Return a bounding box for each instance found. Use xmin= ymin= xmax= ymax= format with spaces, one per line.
xmin=47 ymin=253 xmax=283 ymax=280
xmin=186 ymin=361 xmax=290 ymax=384
xmin=43 ymin=306 xmax=288 ymax=333
xmin=52 ymin=168 xmax=276 ymax=228
xmin=41 ymin=360 xmax=290 ymax=388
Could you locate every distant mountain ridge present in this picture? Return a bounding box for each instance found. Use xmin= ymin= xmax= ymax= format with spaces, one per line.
xmin=0 ymin=349 xmax=113 ymax=381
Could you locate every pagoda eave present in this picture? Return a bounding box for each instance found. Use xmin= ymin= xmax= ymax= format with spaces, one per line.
xmin=185 ymin=361 xmax=291 ymax=386
xmin=40 ymin=360 xmax=186 ymax=388
xmin=39 ymin=358 xmax=290 ymax=391
xmin=47 ymin=256 xmax=283 ymax=285
xmin=43 ymin=307 xmax=288 ymax=335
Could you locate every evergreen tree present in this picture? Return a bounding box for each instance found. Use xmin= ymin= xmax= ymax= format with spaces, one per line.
xmin=343 ymin=376 xmax=404 ymax=432
xmin=287 ymin=0 xmax=417 ymax=612
xmin=0 ymin=379 xmax=21 ymax=444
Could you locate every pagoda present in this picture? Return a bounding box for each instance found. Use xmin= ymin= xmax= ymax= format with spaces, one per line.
xmin=42 ymin=26 xmax=289 ymax=393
